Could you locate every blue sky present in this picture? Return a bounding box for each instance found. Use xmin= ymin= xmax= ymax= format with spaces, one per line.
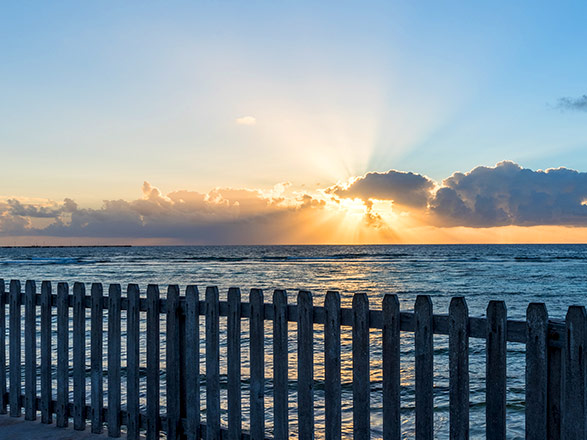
xmin=1 ymin=1 xmax=586 ymax=243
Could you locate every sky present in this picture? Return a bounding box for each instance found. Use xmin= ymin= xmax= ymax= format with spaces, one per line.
xmin=1 ymin=1 xmax=587 ymax=245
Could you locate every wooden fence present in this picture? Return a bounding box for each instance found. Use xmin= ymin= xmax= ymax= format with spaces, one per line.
xmin=0 ymin=279 xmax=584 ymax=439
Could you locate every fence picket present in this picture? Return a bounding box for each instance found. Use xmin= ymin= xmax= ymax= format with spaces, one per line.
xmin=547 ymin=345 xmax=562 ymax=440
xmin=205 ymin=286 xmax=221 ymax=440
xmin=563 ymin=306 xmax=587 ymax=440
xmin=24 ymin=280 xmax=36 ymax=421
xmin=273 ymin=289 xmax=289 ymax=440
xmin=107 ymin=284 xmax=122 ymax=437
xmin=167 ymin=285 xmax=181 ymax=440
xmin=486 ymin=301 xmax=506 ymax=440
xmin=228 ymin=287 xmax=242 ymax=440
xmin=185 ymin=285 xmax=200 ymax=440
xmin=449 ymin=297 xmax=469 ymax=440
xmin=9 ymin=280 xmax=21 ymax=418
xmin=353 ymin=293 xmax=370 ymax=438
xmin=415 ymin=295 xmax=433 ymax=440
xmin=56 ymin=282 xmax=69 ymax=427
xmin=146 ymin=285 xmax=160 ymax=440
xmin=40 ymin=281 xmax=52 ymax=424
xmin=0 ymin=279 xmax=5 ymax=415
xmin=324 ymin=291 xmax=341 ymax=440
xmin=250 ymin=288 xmax=265 ymax=439
xmin=382 ymin=294 xmax=400 ymax=440
xmin=73 ymin=282 xmax=86 ymax=430
xmin=526 ymin=303 xmax=547 ymax=440
xmin=90 ymin=283 xmax=104 ymax=433
xmin=298 ymin=290 xmax=314 ymax=440
xmin=127 ymin=284 xmax=140 ymax=440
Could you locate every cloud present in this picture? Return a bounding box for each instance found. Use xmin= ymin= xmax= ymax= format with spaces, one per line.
xmin=429 ymin=161 xmax=587 ymax=226
xmin=3 ymin=161 xmax=587 ymax=243
xmin=556 ymin=95 xmax=587 ymax=112
xmin=0 ymin=182 xmax=332 ymax=244
xmin=332 ymin=161 xmax=587 ymax=228
xmin=235 ymin=116 xmax=257 ymax=125
xmin=329 ymin=170 xmax=435 ymax=208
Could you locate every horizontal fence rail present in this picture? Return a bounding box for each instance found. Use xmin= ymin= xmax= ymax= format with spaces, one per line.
xmin=0 ymin=279 xmax=582 ymax=439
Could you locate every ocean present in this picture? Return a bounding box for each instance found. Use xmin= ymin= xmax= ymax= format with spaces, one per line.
xmin=1 ymin=244 xmax=586 ymax=439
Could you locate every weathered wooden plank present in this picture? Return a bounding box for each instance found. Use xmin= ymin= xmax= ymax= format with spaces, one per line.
xmin=73 ymin=282 xmax=86 ymax=430
xmin=24 ymin=280 xmax=36 ymax=421
xmin=107 ymin=284 xmax=122 ymax=437
xmin=273 ymin=289 xmax=289 ymax=440
xmin=414 ymin=295 xmax=433 ymax=440
xmin=205 ymin=286 xmax=220 ymax=440
xmin=167 ymin=285 xmax=181 ymax=440
xmin=563 ymin=306 xmax=587 ymax=439
xmin=250 ymin=288 xmax=265 ymax=440
xmin=485 ymin=301 xmax=506 ymax=440
xmin=127 ymin=284 xmax=140 ymax=440
xmin=449 ymin=297 xmax=468 ymax=440
xmin=146 ymin=284 xmax=160 ymax=440
xmin=9 ymin=280 xmax=21 ymax=418
xmin=178 ymin=290 xmax=187 ymax=439
xmin=90 ymin=283 xmax=103 ymax=433
xmin=227 ymin=287 xmax=242 ymax=440
xmin=382 ymin=294 xmax=400 ymax=440
xmin=297 ymin=290 xmax=314 ymax=440
xmin=526 ymin=303 xmax=547 ymax=440
xmin=0 ymin=279 xmax=6 ymax=415
xmin=40 ymin=281 xmax=52 ymax=424
xmin=56 ymin=282 xmax=69 ymax=427
xmin=547 ymin=345 xmax=562 ymax=440
xmin=353 ymin=293 xmax=370 ymax=438
xmin=185 ymin=285 xmax=200 ymax=440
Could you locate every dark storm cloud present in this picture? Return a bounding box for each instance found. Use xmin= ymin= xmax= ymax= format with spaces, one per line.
xmin=557 ymin=95 xmax=587 ymax=112
xmin=330 ymin=170 xmax=435 ymax=208
xmin=429 ymin=161 xmax=587 ymax=226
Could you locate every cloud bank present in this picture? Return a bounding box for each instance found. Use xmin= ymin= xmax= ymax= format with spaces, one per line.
xmin=333 ymin=161 xmax=587 ymax=227
xmin=2 ymin=161 xmax=587 ymax=243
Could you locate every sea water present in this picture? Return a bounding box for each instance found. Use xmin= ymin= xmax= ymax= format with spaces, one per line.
xmin=1 ymin=244 xmax=586 ymax=439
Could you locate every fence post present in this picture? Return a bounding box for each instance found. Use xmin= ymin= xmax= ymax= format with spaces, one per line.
xmin=298 ymin=290 xmax=314 ymax=440
xmin=0 ymin=279 xmax=5 ymax=415
xmin=486 ymin=300 xmax=507 ymax=440
xmin=563 ymin=305 xmax=587 ymax=439
xmin=146 ymin=285 xmax=160 ymax=440
xmin=24 ymin=280 xmax=36 ymax=421
xmin=56 ymin=282 xmax=69 ymax=428
xmin=227 ymin=287 xmax=242 ymax=440
xmin=127 ymin=284 xmax=140 ymax=440
xmin=382 ymin=294 xmax=400 ymax=440
xmin=353 ymin=293 xmax=370 ymax=438
xmin=273 ymin=289 xmax=289 ymax=440
xmin=107 ymin=284 xmax=122 ymax=437
xmin=526 ymin=303 xmax=547 ymax=439
xmin=324 ymin=291 xmax=341 ymax=440
xmin=185 ymin=285 xmax=200 ymax=440
xmin=9 ymin=280 xmax=21 ymax=418
xmin=205 ymin=286 xmax=220 ymax=440
xmin=415 ymin=295 xmax=433 ymax=440
xmin=40 ymin=281 xmax=52 ymax=424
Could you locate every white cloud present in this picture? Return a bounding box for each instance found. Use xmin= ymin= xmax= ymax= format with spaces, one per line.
xmin=235 ymin=116 xmax=257 ymax=126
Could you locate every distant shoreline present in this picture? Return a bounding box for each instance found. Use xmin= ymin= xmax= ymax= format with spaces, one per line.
xmin=0 ymin=245 xmax=132 ymax=249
